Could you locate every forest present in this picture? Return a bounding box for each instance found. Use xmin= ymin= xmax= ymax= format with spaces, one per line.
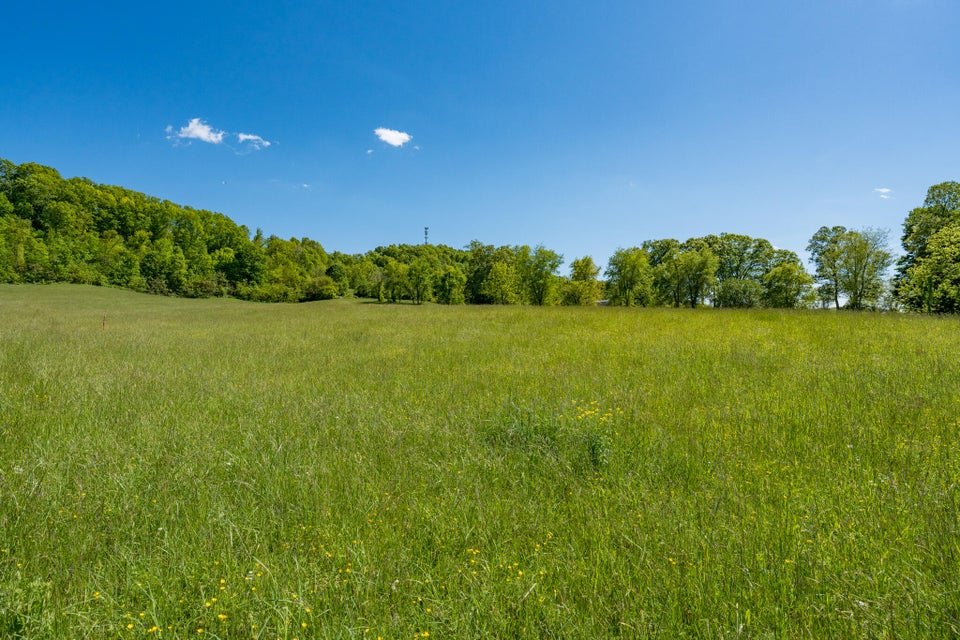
xmin=1 ymin=157 xmax=958 ymax=311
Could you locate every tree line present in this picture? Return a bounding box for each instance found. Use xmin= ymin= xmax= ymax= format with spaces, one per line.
xmin=1 ymin=157 xmax=957 ymax=310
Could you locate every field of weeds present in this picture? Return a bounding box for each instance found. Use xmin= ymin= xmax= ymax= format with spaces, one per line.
xmin=1 ymin=284 xmax=959 ymax=638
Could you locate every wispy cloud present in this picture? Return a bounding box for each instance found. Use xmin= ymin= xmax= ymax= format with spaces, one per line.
xmin=874 ymin=187 xmax=892 ymax=200
xmin=374 ymin=127 xmax=412 ymax=147
xmin=238 ymin=133 xmax=271 ymax=150
xmin=166 ymin=118 xmax=271 ymax=151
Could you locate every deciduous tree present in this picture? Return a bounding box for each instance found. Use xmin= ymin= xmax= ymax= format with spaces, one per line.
xmin=561 ymin=256 xmax=603 ymax=305
xmin=807 ymin=226 xmax=847 ymax=309
xmin=520 ymin=245 xmax=563 ymax=305
xmin=383 ymin=258 xmax=409 ymax=303
xmin=407 ymin=257 xmax=434 ymax=304
xmin=762 ymin=261 xmax=814 ymax=308
xmin=482 ymin=261 xmax=520 ymax=304
xmin=896 ymin=182 xmax=960 ymax=310
xmin=604 ymin=248 xmax=653 ymax=306
xmin=898 ymin=223 xmax=960 ymax=312
xmin=436 ymin=264 xmax=467 ymax=304
xmin=655 ymin=245 xmax=718 ymax=308
xmin=838 ymin=228 xmax=892 ymax=310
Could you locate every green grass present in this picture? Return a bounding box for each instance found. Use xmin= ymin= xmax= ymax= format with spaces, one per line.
xmin=1 ymin=284 xmax=959 ymax=638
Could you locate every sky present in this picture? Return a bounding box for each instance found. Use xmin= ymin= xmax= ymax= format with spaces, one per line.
xmin=3 ymin=0 xmax=959 ymax=270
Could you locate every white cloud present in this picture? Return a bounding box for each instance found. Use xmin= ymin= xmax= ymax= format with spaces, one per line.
xmin=874 ymin=187 xmax=892 ymax=200
xmin=175 ymin=118 xmax=226 ymax=144
xmin=167 ymin=119 xmax=271 ymax=151
xmin=238 ymin=133 xmax=271 ymax=150
xmin=374 ymin=127 xmax=412 ymax=147
xmin=366 ymin=149 xmax=374 ymax=155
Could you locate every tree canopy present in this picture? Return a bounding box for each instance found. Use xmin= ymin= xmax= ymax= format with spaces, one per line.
xmin=23 ymin=155 xmax=960 ymax=313
xmin=895 ymin=182 xmax=960 ymax=312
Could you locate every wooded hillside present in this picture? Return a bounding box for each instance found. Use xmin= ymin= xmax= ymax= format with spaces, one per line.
xmin=4 ymin=157 xmax=956 ymax=310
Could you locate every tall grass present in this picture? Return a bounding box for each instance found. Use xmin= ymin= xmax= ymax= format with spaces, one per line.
xmin=1 ymin=284 xmax=959 ymax=638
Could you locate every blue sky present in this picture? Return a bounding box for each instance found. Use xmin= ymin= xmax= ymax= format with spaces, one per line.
xmin=3 ymin=0 xmax=959 ymax=269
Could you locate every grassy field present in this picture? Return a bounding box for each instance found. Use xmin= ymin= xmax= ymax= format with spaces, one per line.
xmin=1 ymin=284 xmax=959 ymax=639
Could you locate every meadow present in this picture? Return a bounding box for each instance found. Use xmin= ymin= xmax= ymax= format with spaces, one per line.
xmin=1 ymin=284 xmax=959 ymax=639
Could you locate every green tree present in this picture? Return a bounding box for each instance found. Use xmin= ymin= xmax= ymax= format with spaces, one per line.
xmin=140 ymin=236 xmax=188 ymax=295
xmin=762 ymin=261 xmax=814 ymax=308
xmin=898 ymin=223 xmax=960 ymax=312
xmin=348 ymin=258 xmax=383 ymax=299
xmin=679 ymin=247 xmax=718 ymax=308
xmin=0 ymin=225 xmax=10 ymax=282
xmin=482 ymin=261 xmax=520 ymax=304
xmin=897 ymin=182 xmax=960 ymax=279
xmin=713 ymin=278 xmax=764 ymax=308
xmin=517 ymin=245 xmax=563 ymax=305
xmin=463 ymin=240 xmax=495 ymax=303
xmin=383 ymin=259 xmax=409 ymax=303
xmin=0 ymin=215 xmax=49 ymax=282
xmin=228 ymin=241 xmax=267 ymax=287
xmin=561 ymin=255 xmax=603 ymax=305
xmin=806 ymin=226 xmax=847 ymax=309
xmin=642 ymin=238 xmax=682 ymax=269
xmin=895 ymin=182 xmax=960 ymax=310
xmin=654 ymin=245 xmax=717 ymax=308
xmin=838 ymin=228 xmax=892 ymax=310
xmin=44 ymin=230 xmax=96 ymax=284
xmin=326 ymin=260 xmax=351 ymax=296
xmin=807 ymin=226 xmax=892 ymax=310
xmin=705 ymin=233 xmax=775 ymax=282
xmin=407 ymin=257 xmax=434 ymax=304
xmin=436 ymin=264 xmax=467 ymax=304
xmin=701 ymin=233 xmax=777 ymax=308
xmin=98 ymin=230 xmax=142 ymax=287
xmin=0 ymin=192 xmax=13 ymax=218
xmin=302 ymin=275 xmax=340 ymax=301
xmin=6 ymin=162 xmax=63 ymax=230
xmin=604 ymin=248 xmax=653 ymax=306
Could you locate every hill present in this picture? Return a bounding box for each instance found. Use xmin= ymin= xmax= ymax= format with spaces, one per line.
xmin=0 ymin=158 xmax=341 ymax=301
